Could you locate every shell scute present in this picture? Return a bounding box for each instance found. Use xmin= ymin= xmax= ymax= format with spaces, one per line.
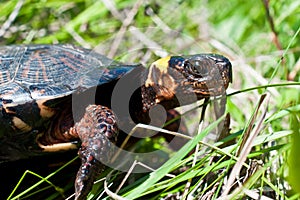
xmin=0 ymin=45 xmax=137 ymax=104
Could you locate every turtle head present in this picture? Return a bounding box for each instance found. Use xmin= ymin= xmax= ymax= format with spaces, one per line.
xmin=142 ymin=54 xmax=232 ymax=111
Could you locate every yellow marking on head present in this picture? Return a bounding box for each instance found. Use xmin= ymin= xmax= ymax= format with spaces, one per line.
xmin=151 ymin=56 xmax=171 ymax=73
xmin=145 ymin=56 xmax=171 ymax=87
xmin=145 ymin=56 xmax=179 ymax=102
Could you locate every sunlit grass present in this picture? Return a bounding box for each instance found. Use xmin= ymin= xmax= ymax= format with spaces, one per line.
xmin=1 ymin=0 xmax=299 ymax=199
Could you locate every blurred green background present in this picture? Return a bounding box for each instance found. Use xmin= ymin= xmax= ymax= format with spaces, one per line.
xmin=1 ymin=0 xmax=300 ymax=199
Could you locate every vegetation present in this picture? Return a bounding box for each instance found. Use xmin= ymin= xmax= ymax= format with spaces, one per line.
xmin=1 ymin=0 xmax=299 ymax=199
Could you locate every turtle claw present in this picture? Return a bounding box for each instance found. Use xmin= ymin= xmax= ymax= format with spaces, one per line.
xmin=74 ymin=105 xmax=118 ymax=200
xmin=75 ymin=147 xmax=102 ymax=200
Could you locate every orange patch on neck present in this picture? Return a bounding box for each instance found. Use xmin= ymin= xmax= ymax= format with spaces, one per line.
xmin=145 ymin=56 xmax=178 ymax=103
xmin=145 ymin=56 xmax=170 ymax=87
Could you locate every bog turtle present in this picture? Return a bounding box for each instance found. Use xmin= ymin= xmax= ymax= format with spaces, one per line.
xmin=0 ymin=44 xmax=232 ymax=199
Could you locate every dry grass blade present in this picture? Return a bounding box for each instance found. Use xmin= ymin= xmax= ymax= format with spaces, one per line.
xmin=128 ymin=27 xmax=168 ymax=58
xmin=105 ymin=160 xmax=175 ymax=199
xmin=220 ymin=93 xmax=269 ymax=198
xmin=124 ymin=116 xmax=225 ymax=199
xmin=136 ymin=123 xmax=192 ymax=140
xmin=182 ymin=121 xmax=204 ymax=199
xmin=114 ymin=160 xmax=175 ymax=194
xmin=288 ymin=57 xmax=300 ymax=80
xmin=114 ymin=160 xmax=139 ymax=195
xmin=111 ymin=123 xmax=192 ymax=163
xmin=237 ymin=94 xmax=268 ymax=155
xmin=65 ymin=26 xmax=91 ymax=49
xmin=101 ymin=0 xmax=123 ymax=20
xmin=261 ymin=0 xmax=283 ymax=51
xmin=242 ymin=188 xmax=273 ymax=200
xmin=104 ymin=180 xmax=127 ymax=200
xmin=0 ymin=0 xmax=24 ymax=37
xmin=108 ymin=0 xmax=144 ymax=58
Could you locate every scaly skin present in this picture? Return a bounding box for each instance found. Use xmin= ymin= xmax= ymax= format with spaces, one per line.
xmin=0 ymin=45 xmax=232 ymax=199
xmin=72 ymin=105 xmax=188 ymax=199
xmin=72 ymin=54 xmax=232 ymax=199
xmin=72 ymin=105 xmax=118 ymax=199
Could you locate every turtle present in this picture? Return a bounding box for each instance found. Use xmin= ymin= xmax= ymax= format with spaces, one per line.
xmin=0 ymin=44 xmax=232 ymax=199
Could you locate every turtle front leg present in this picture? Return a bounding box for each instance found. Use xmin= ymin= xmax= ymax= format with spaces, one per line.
xmin=73 ymin=105 xmax=118 ymax=200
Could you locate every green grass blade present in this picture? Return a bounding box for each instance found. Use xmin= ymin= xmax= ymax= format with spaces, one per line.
xmin=288 ymin=112 xmax=300 ymax=193
xmin=124 ymin=115 xmax=225 ymax=199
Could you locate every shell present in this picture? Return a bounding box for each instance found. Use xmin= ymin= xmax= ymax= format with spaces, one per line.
xmin=0 ymin=45 xmax=136 ymax=105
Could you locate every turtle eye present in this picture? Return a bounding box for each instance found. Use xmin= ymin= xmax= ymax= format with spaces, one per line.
xmin=184 ymin=61 xmax=194 ymax=72
xmin=184 ymin=60 xmax=206 ymax=76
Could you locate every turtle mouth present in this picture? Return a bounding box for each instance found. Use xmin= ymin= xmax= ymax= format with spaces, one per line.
xmin=181 ymin=78 xmax=225 ymax=98
xmin=193 ymin=81 xmax=228 ymax=98
xmin=190 ymin=76 xmax=230 ymax=97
